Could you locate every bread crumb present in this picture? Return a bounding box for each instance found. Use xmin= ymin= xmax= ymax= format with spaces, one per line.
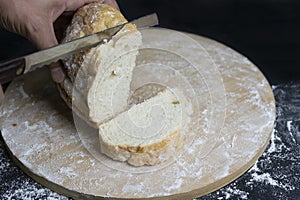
xmin=172 ymin=100 xmax=180 ymax=104
xmin=111 ymin=70 xmax=117 ymax=76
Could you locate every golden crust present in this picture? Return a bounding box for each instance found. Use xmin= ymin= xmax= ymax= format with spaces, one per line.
xmin=118 ymin=130 xmax=180 ymax=153
xmin=62 ymin=3 xmax=137 ymax=82
xmin=99 ymin=130 xmax=181 ymax=166
xmin=64 ymin=3 xmax=127 ymax=41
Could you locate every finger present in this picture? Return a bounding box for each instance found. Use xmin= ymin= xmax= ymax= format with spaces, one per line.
xmin=103 ymin=0 xmax=120 ymax=10
xmin=48 ymin=62 xmax=66 ymax=83
xmin=0 ymin=85 xmax=4 ymax=106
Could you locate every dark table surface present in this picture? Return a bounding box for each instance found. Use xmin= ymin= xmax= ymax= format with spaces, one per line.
xmin=0 ymin=0 xmax=299 ymax=199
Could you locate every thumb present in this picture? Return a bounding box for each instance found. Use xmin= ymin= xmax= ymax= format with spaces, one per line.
xmin=48 ymin=61 xmax=66 ymax=83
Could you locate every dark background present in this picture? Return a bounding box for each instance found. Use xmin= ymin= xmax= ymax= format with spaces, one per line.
xmin=0 ymin=0 xmax=299 ymax=84
xmin=118 ymin=0 xmax=300 ymax=84
xmin=0 ymin=1 xmax=299 ymax=200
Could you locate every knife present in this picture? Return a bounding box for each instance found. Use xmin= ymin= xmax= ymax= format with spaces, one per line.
xmin=0 ymin=13 xmax=158 ymax=84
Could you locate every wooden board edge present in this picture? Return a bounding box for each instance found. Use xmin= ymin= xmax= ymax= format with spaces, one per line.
xmin=1 ymin=31 xmax=277 ymax=200
xmin=1 ymin=124 xmax=274 ymax=200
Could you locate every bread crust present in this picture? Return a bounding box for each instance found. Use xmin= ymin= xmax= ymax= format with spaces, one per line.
xmin=99 ymin=130 xmax=181 ymax=166
xmin=58 ymin=3 xmax=181 ymax=167
xmin=62 ymin=3 xmax=133 ymax=82
xmin=118 ymin=130 xmax=179 ymax=153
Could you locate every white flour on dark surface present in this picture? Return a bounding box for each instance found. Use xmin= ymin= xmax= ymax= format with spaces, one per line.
xmin=0 ymin=85 xmax=298 ymax=199
xmin=199 ymin=83 xmax=300 ymax=200
xmin=0 ymin=140 xmax=67 ymax=200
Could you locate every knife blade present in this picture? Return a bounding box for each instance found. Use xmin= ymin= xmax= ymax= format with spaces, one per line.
xmin=0 ymin=13 xmax=158 ymax=84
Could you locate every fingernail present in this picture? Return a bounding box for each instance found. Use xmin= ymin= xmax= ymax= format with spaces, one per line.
xmin=51 ymin=67 xmax=65 ymax=83
xmin=49 ymin=62 xmax=66 ymax=83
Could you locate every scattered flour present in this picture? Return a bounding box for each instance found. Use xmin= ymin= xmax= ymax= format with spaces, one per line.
xmin=199 ymin=94 xmax=299 ymax=200
xmin=3 ymin=186 xmax=68 ymax=200
xmin=1 ymin=34 xmax=297 ymax=200
xmin=223 ymin=187 xmax=249 ymax=199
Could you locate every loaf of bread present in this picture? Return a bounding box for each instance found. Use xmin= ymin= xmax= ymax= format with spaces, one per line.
xmin=58 ymin=3 xmax=142 ymax=126
xmin=99 ymin=88 xmax=191 ymax=166
xmin=58 ymin=3 xmax=192 ymax=166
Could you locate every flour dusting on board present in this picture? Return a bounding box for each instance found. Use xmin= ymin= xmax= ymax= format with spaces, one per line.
xmin=0 ymin=139 xmax=68 ymax=200
xmin=0 ymin=31 xmax=278 ymax=199
xmin=199 ymin=83 xmax=300 ymax=199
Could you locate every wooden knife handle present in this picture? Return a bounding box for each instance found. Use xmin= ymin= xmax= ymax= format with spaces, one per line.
xmin=0 ymin=58 xmax=26 ymax=84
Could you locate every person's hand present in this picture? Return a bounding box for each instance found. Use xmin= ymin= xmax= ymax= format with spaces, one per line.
xmin=0 ymin=0 xmax=119 ymax=105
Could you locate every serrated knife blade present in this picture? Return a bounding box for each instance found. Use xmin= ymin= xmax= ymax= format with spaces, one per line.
xmin=0 ymin=13 xmax=158 ymax=84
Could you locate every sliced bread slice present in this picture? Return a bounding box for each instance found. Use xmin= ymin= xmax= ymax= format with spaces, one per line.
xmin=58 ymin=3 xmax=142 ymax=126
xmin=99 ymin=88 xmax=192 ymax=166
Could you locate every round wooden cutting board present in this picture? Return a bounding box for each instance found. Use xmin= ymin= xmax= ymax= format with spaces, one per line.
xmin=0 ymin=28 xmax=275 ymax=199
